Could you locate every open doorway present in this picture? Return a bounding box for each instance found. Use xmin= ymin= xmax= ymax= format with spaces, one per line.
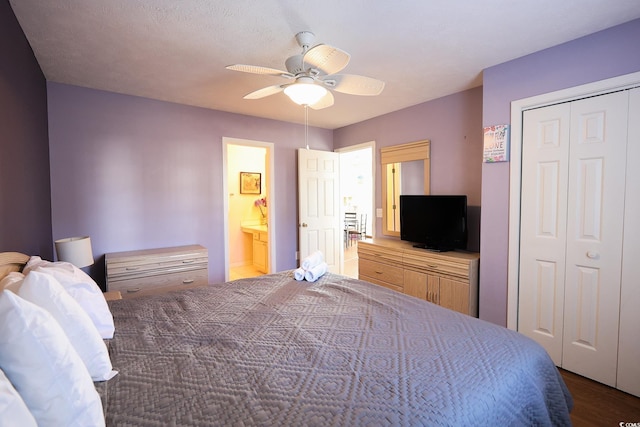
xmin=222 ymin=138 xmax=276 ymax=281
xmin=337 ymin=142 xmax=375 ymax=278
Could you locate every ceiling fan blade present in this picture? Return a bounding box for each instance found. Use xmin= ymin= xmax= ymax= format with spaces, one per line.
xmin=309 ymin=90 xmax=334 ymax=110
xmin=303 ymin=44 xmax=350 ymax=75
xmin=243 ymin=84 xmax=285 ymax=100
xmin=324 ymin=74 xmax=385 ymax=96
xmin=226 ymin=64 xmax=293 ymax=78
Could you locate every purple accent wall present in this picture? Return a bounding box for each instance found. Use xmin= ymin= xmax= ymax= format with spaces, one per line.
xmin=480 ymin=18 xmax=640 ymax=326
xmin=334 ymin=87 xmax=484 ymax=252
xmin=47 ymin=83 xmax=332 ymax=287
xmin=0 ymin=0 xmax=53 ymax=258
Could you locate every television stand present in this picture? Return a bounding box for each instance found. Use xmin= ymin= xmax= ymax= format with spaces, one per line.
xmin=358 ymin=239 xmax=479 ymax=317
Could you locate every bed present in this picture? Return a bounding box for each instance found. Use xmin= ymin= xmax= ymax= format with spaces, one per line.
xmin=0 ymin=252 xmax=573 ymax=426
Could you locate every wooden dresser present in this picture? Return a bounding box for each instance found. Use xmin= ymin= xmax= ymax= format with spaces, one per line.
xmin=358 ymin=239 xmax=479 ymax=316
xmin=105 ymin=245 xmax=208 ymax=299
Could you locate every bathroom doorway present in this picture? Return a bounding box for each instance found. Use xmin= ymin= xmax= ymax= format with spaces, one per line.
xmin=223 ymin=138 xmax=276 ymax=281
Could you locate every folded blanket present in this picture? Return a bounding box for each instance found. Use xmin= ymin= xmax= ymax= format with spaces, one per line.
xmin=304 ymin=262 xmax=328 ymax=283
xmin=301 ymin=251 xmax=324 ymax=270
xmin=293 ymin=267 xmax=305 ymax=281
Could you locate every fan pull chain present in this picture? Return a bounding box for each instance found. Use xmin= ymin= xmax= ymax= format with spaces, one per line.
xmin=304 ymin=105 xmax=309 ymax=150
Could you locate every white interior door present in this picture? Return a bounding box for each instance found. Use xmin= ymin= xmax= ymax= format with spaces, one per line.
xmin=298 ymin=148 xmax=340 ymax=272
xmin=519 ymin=90 xmax=629 ymax=387
xmin=518 ymin=103 xmax=571 ymax=364
xmin=561 ymin=91 xmax=627 ymax=386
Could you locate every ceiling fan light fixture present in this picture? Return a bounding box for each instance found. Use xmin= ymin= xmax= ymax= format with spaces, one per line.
xmin=284 ymin=82 xmax=327 ymax=106
xmin=229 ymin=31 xmax=383 ymax=108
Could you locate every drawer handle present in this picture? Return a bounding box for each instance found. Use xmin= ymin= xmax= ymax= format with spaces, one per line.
xmin=126 ymin=287 xmax=141 ymax=293
xmin=182 ymin=279 xmax=195 ymax=284
xmin=125 ymin=266 xmax=140 ymax=271
xmin=427 ymin=264 xmax=439 ymax=269
xmin=182 ymin=260 xmax=195 ymax=264
xmin=428 ymin=291 xmax=437 ymax=303
xmin=375 ymin=271 xmax=383 ymax=274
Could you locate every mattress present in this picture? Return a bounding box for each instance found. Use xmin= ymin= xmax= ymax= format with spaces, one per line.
xmin=99 ymin=271 xmax=572 ymax=426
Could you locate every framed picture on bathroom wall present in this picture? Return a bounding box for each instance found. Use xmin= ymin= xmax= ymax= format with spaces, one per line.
xmin=240 ymin=172 xmax=261 ymax=194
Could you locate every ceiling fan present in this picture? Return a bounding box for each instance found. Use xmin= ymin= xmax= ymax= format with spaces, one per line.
xmin=226 ymin=31 xmax=385 ymax=109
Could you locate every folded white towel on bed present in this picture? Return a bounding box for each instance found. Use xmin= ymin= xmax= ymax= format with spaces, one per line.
xmin=294 ymin=267 xmax=306 ymax=281
xmin=301 ymin=251 xmax=324 ymax=270
xmin=304 ymin=262 xmax=328 ymax=283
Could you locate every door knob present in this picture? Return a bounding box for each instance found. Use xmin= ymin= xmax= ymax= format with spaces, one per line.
xmin=586 ymin=251 xmax=599 ymax=259
xmin=300 ymin=223 xmax=308 ymax=227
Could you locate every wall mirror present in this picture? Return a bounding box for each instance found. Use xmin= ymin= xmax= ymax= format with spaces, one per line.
xmin=381 ymin=139 xmax=430 ymax=237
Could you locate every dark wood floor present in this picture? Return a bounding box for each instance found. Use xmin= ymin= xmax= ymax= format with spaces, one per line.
xmin=559 ymin=369 xmax=640 ymax=426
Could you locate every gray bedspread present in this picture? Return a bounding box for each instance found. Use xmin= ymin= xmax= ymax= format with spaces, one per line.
xmin=100 ymin=271 xmax=572 ymax=426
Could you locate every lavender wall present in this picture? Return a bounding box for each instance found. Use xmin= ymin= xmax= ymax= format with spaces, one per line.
xmin=6 ymin=2 xmax=637 ymax=321
xmin=480 ymin=18 xmax=640 ymax=326
xmin=0 ymin=0 xmax=53 ymax=258
xmin=334 ymin=87 xmax=484 ymax=252
xmin=47 ymin=83 xmax=332 ymax=287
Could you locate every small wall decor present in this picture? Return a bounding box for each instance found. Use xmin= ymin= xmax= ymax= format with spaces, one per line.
xmin=483 ymin=124 xmax=510 ymax=162
xmin=240 ymin=172 xmax=261 ymax=194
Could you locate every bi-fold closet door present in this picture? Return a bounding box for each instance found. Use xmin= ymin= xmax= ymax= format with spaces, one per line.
xmin=518 ymin=88 xmax=640 ymax=396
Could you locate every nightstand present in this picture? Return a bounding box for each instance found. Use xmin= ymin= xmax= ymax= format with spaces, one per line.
xmin=103 ymin=291 xmax=122 ymax=301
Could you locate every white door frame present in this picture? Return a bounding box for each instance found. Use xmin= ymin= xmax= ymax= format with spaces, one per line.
xmin=222 ymin=137 xmax=276 ymax=281
xmin=335 ymin=141 xmax=376 ymax=274
xmin=507 ymin=71 xmax=640 ymax=330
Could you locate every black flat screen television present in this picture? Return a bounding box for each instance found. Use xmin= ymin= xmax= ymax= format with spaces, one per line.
xmin=400 ymin=195 xmax=468 ymax=252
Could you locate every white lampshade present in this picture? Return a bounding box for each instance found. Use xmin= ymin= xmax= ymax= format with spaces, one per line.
xmin=284 ymin=82 xmax=327 ymax=106
xmin=55 ymin=236 xmax=94 ymax=268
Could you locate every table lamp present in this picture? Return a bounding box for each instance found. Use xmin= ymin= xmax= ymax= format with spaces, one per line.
xmin=54 ymin=236 xmax=94 ymax=268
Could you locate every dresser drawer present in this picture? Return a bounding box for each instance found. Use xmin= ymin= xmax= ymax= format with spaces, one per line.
xmin=107 ymin=256 xmax=208 ymax=280
xmin=358 ymin=241 xmax=403 ymax=265
xmin=403 ymin=250 xmax=471 ymax=279
xmin=109 ymin=268 xmax=209 ymax=298
xmin=361 ymin=275 xmax=404 ymax=293
xmin=358 ymin=258 xmax=404 ymax=287
xmin=105 ymin=245 xmax=208 ymax=296
xmin=106 ymin=245 xmax=207 ymax=279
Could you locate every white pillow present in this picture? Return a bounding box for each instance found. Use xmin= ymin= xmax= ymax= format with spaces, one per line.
xmin=22 ymin=255 xmax=45 ymax=273
xmin=24 ymin=256 xmax=115 ymax=339
xmin=19 ymin=272 xmax=118 ymax=382
xmin=0 ymin=368 xmax=37 ymax=427
xmin=0 ymin=272 xmax=24 ymax=293
xmin=0 ymin=290 xmax=105 ymax=427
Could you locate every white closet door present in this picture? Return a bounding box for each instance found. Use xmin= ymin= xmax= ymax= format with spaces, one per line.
xmin=618 ymin=87 xmax=640 ymax=396
xmin=561 ymin=91 xmax=628 ymax=386
xmin=518 ymin=103 xmax=571 ymax=365
xmin=519 ymin=90 xmax=631 ymax=388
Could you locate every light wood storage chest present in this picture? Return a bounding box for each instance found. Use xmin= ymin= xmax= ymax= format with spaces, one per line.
xmin=358 ymin=239 xmax=479 ymax=316
xmin=105 ymin=245 xmax=208 ymax=299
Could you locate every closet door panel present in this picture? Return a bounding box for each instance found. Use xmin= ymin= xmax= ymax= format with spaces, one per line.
xmin=518 ymin=104 xmax=570 ymax=365
xmin=562 ymin=91 xmax=628 ymax=387
xmin=618 ymin=87 xmax=640 ymax=397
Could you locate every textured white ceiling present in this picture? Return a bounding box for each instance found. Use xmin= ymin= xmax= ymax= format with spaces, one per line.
xmin=9 ymin=0 xmax=640 ymax=129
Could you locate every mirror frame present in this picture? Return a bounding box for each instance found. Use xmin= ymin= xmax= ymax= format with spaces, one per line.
xmin=381 ymin=139 xmax=431 ymax=237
